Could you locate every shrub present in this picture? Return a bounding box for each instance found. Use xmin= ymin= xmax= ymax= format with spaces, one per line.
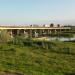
xmin=12 ymin=35 xmax=24 ymax=46
xmin=23 ymin=38 xmax=33 ymax=46
xmin=0 ymin=30 xmax=11 ymax=43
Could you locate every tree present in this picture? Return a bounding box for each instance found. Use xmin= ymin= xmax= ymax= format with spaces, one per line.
xmin=57 ymin=24 xmax=60 ymax=27
xmin=50 ymin=23 xmax=54 ymax=27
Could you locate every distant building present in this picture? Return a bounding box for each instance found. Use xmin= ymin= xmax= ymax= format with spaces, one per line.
xmin=43 ymin=24 xmax=50 ymax=27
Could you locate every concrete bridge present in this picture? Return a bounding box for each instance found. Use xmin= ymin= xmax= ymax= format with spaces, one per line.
xmin=0 ymin=26 xmax=71 ymax=37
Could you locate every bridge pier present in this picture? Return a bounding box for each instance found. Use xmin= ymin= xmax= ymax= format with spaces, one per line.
xmin=10 ymin=30 xmax=12 ymax=36
xmin=55 ymin=29 xmax=57 ymax=34
xmin=29 ymin=29 xmax=32 ymax=38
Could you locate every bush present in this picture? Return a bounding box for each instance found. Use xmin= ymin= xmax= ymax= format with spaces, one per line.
xmin=23 ymin=38 xmax=33 ymax=46
xmin=0 ymin=30 xmax=12 ymax=43
xmin=12 ymin=35 xmax=24 ymax=46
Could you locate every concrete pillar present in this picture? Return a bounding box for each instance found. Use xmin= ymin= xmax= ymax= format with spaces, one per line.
xmin=34 ymin=31 xmax=38 ymax=38
xmin=48 ymin=29 xmax=50 ymax=35
xmin=10 ymin=30 xmax=13 ymax=38
xmin=50 ymin=30 xmax=51 ymax=34
xmin=55 ymin=29 xmax=57 ymax=34
xmin=0 ymin=30 xmax=1 ymax=34
xmin=60 ymin=29 xmax=61 ymax=33
xmin=17 ymin=29 xmax=20 ymax=35
xmin=24 ymin=30 xmax=26 ymax=34
xmin=24 ymin=30 xmax=28 ymax=38
xmin=29 ymin=29 xmax=32 ymax=38
xmin=39 ymin=29 xmax=42 ymax=37
xmin=44 ymin=29 xmax=47 ymax=36
xmin=43 ymin=30 xmax=44 ymax=33
xmin=42 ymin=29 xmax=45 ymax=36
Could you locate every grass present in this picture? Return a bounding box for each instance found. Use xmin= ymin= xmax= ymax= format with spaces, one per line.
xmin=0 ymin=41 xmax=75 ymax=75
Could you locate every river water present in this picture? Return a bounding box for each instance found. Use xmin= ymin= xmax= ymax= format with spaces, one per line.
xmin=49 ymin=37 xmax=75 ymax=41
xmin=49 ymin=34 xmax=75 ymax=41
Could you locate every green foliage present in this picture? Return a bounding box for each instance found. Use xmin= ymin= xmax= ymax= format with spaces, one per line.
xmin=12 ymin=35 xmax=25 ymax=46
xmin=0 ymin=30 xmax=11 ymax=43
xmin=0 ymin=42 xmax=75 ymax=75
xmin=23 ymin=38 xmax=33 ymax=46
xmin=0 ymin=35 xmax=75 ymax=75
xmin=5 ymin=35 xmax=75 ymax=55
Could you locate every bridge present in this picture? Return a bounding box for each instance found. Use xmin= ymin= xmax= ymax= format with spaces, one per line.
xmin=0 ymin=26 xmax=71 ymax=37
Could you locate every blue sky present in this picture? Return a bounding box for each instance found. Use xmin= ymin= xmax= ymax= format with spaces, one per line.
xmin=0 ymin=0 xmax=75 ymax=25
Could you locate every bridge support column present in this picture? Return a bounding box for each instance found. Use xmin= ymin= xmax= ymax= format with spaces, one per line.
xmin=24 ymin=30 xmax=26 ymax=34
xmin=24 ymin=30 xmax=28 ymax=38
xmin=10 ymin=30 xmax=13 ymax=38
xmin=60 ymin=29 xmax=61 ymax=33
xmin=39 ymin=29 xmax=42 ymax=37
xmin=48 ymin=29 xmax=50 ymax=35
xmin=50 ymin=30 xmax=51 ymax=34
xmin=34 ymin=30 xmax=38 ymax=38
xmin=17 ymin=29 xmax=20 ymax=35
xmin=55 ymin=29 xmax=57 ymax=34
xmin=29 ymin=29 xmax=32 ymax=38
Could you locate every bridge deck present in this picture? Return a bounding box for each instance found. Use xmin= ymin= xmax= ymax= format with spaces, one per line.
xmin=0 ymin=27 xmax=71 ymax=30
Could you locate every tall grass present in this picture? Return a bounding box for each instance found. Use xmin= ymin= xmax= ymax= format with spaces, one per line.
xmin=0 ymin=35 xmax=75 ymax=75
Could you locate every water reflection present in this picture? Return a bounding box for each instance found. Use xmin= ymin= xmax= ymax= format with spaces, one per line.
xmin=49 ymin=35 xmax=75 ymax=41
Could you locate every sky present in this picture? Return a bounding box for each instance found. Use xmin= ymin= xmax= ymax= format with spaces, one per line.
xmin=0 ymin=0 xmax=75 ymax=25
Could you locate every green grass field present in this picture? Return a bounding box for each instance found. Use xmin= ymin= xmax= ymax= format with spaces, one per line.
xmin=0 ymin=41 xmax=75 ymax=75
